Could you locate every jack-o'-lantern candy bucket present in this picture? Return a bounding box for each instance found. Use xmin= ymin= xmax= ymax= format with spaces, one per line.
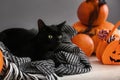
xmin=96 ymin=21 xmax=120 ymax=64
xmin=102 ymin=40 xmax=120 ymax=64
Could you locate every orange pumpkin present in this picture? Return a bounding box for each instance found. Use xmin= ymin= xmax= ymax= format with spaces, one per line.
xmin=73 ymin=21 xmax=87 ymax=33
xmin=0 ymin=50 xmax=4 ymax=72
xmin=91 ymin=33 xmax=101 ymax=52
xmin=71 ymin=34 xmax=94 ymax=56
xmin=77 ymin=0 xmax=109 ymax=26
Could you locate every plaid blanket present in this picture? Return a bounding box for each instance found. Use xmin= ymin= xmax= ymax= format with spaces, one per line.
xmin=0 ymin=25 xmax=92 ymax=80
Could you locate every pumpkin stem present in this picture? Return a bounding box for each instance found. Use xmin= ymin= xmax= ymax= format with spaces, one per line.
xmin=86 ymin=0 xmax=90 ymax=2
xmin=99 ymin=0 xmax=106 ymax=6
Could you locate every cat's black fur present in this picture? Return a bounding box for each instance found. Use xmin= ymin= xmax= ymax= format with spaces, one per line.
xmin=0 ymin=19 xmax=65 ymax=61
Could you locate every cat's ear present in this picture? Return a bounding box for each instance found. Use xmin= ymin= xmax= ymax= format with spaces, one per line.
xmin=57 ymin=21 xmax=66 ymax=30
xmin=58 ymin=21 xmax=66 ymax=27
xmin=38 ymin=19 xmax=46 ymax=31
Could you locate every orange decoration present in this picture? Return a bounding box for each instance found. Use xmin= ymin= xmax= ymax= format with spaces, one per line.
xmin=96 ymin=21 xmax=120 ymax=62
xmin=91 ymin=34 xmax=101 ymax=52
xmin=77 ymin=0 xmax=109 ymax=26
xmin=96 ymin=40 xmax=108 ymax=61
xmin=73 ymin=21 xmax=117 ymax=35
xmin=92 ymin=21 xmax=120 ymax=53
xmin=73 ymin=21 xmax=87 ymax=33
xmin=102 ymin=40 xmax=120 ymax=64
xmin=73 ymin=21 xmax=120 ymax=54
xmin=0 ymin=50 xmax=4 ymax=72
xmin=71 ymin=34 xmax=94 ymax=56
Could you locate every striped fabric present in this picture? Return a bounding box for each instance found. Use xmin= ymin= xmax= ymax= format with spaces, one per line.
xmin=54 ymin=43 xmax=92 ymax=76
xmin=0 ymin=58 xmax=45 ymax=80
xmin=0 ymin=24 xmax=92 ymax=80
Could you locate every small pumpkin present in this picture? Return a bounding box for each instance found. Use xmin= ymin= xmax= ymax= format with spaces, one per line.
xmin=0 ymin=50 xmax=4 ymax=72
xmin=77 ymin=0 xmax=108 ymax=26
xmin=71 ymin=33 xmax=94 ymax=56
xmin=91 ymin=33 xmax=101 ymax=52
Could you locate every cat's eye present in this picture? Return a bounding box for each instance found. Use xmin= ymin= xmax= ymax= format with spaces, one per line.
xmin=58 ymin=35 xmax=62 ymax=39
xmin=48 ymin=35 xmax=53 ymax=39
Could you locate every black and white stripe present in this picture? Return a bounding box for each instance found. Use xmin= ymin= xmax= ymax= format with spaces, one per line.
xmin=61 ymin=24 xmax=77 ymax=39
xmin=1 ymin=58 xmax=45 ymax=80
xmin=54 ymin=43 xmax=91 ymax=76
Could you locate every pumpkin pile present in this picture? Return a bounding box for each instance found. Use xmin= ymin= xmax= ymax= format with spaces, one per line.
xmin=72 ymin=0 xmax=120 ymax=64
xmin=72 ymin=0 xmax=118 ymax=56
xmin=96 ymin=21 xmax=120 ymax=64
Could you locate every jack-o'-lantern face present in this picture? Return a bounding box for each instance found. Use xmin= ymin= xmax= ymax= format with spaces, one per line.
xmin=109 ymin=46 xmax=120 ymax=62
xmin=102 ymin=40 xmax=120 ymax=64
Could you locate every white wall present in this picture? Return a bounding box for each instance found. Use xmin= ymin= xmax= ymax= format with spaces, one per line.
xmin=0 ymin=0 xmax=120 ymax=31
xmin=107 ymin=0 xmax=120 ymax=24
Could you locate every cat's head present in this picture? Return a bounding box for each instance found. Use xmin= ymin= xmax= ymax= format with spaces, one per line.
xmin=36 ymin=19 xmax=66 ymax=51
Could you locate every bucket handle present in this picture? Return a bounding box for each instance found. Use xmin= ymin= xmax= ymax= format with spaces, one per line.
xmin=105 ymin=21 xmax=120 ymax=41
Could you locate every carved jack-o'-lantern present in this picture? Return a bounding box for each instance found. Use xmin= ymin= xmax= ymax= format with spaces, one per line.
xmin=96 ymin=21 xmax=120 ymax=63
xmin=102 ymin=40 xmax=120 ymax=64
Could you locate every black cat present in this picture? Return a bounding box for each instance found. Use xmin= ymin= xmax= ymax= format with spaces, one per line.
xmin=0 ymin=19 xmax=65 ymax=61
